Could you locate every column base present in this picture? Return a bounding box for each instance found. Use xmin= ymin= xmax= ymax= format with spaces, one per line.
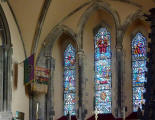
xmin=0 ymin=112 xmax=12 ymax=120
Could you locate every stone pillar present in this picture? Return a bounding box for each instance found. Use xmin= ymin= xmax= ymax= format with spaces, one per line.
xmin=0 ymin=46 xmax=13 ymax=120
xmin=33 ymin=94 xmax=46 ymax=120
xmin=143 ymin=8 xmax=155 ymax=120
xmin=32 ymin=54 xmax=49 ymax=120
xmin=6 ymin=47 xmax=13 ymax=112
xmin=116 ymin=28 xmax=124 ymax=118
xmin=77 ymin=49 xmax=86 ymax=120
xmin=0 ymin=47 xmax=4 ymax=111
xmin=46 ymin=56 xmax=55 ymax=120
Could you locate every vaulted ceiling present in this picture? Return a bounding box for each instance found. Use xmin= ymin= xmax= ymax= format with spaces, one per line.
xmin=7 ymin=0 xmax=155 ymax=57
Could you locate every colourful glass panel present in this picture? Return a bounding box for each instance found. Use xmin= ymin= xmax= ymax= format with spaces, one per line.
xmin=95 ymin=28 xmax=112 ymax=113
xmin=132 ymin=32 xmax=147 ymax=112
xmin=64 ymin=44 xmax=76 ymax=115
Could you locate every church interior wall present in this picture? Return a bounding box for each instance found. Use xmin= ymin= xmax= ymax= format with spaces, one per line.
xmin=36 ymin=3 xmax=91 ymax=60
xmin=62 ymin=5 xmax=90 ymax=35
xmin=122 ymin=18 xmax=150 ymax=117
xmin=0 ymin=0 xmax=154 ymax=120
xmin=35 ymin=2 xmax=147 ymax=119
xmin=82 ymin=9 xmax=117 ymax=119
xmin=8 ymin=0 xmax=44 ymax=56
xmin=129 ymin=0 xmax=155 ymax=12
xmin=52 ymin=33 xmax=78 ymax=119
xmin=104 ymin=0 xmax=139 ymax=24
xmin=52 ymin=36 xmax=64 ymax=119
xmin=31 ymin=1 xmax=155 ymax=119
xmin=7 ymin=0 xmax=155 ymax=61
xmin=39 ymin=0 xmax=89 ymax=41
xmin=1 ymin=2 xmax=29 ymax=120
xmin=36 ymin=0 xmax=142 ymax=66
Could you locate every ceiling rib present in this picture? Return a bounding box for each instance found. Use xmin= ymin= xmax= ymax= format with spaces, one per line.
xmin=31 ymin=0 xmax=52 ymax=54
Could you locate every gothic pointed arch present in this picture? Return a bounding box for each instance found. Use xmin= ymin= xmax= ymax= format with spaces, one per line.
xmin=122 ymin=17 xmax=149 ymax=116
xmin=121 ymin=9 xmax=147 ymax=41
xmin=51 ymin=32 xmax=78 ymax=119
xmin=35 ymin=26 xmax=79 ymax=119
xmin=37 ymin=25 xmax=79 ymax=63
xmin=77 ymin=2 xmax=120 ymax=48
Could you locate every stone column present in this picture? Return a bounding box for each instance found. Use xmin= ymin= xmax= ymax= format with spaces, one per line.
xmin=116 ymin=28 xmax=124 ymax=118
xmin=31 ymin=49 xmax=55 ymax=120
xmin=0 ymin=46 xmax=13 ymax=120
xmin=0 ymin=47 xmax=4 ymax=111
xmin=46 ymin=56 xmax=55 ymax=120
xmin=116 ymin=45 xmax=123 ymax=117
xmin=77 ymin=49 xmax=87 ymax=120
xmin=32 ymin=55 xmax=48 ymax=120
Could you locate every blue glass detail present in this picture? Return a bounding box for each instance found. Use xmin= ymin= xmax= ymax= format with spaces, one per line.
xmin=95 ymin=28 xmax=112 ymax=113
xmin=64 ymin=44 xmax=76 ymax=115
xmin=132 ymin=32 xmax=147 ymax=112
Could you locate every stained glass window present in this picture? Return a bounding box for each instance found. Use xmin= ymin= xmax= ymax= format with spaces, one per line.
xmin=64 ymin=44 xmax=76 ymax=116
xmin=94 ymin=27 xmax=112 ymax=113
xmin=132 ymin=32 xmax=147 ymax=112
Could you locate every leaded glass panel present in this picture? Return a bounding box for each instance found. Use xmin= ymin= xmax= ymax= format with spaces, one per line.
xmin=64 ymin=44 xmax=76 ymax=115
xmin=95 ymin=28 xmax=112 ymax=114
xmin=132 ymin=32 xmax=147 ymax=112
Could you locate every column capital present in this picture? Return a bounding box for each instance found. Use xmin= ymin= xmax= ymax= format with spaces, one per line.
xmin=116 ymin=45 xmax=123 ymax=50
xmin=77 ymin=49 xmax=84 ymax=66
xmin=45 ymin=56 xmax=55 ymax=61
xmin=44 ymin=49 xmax=52 ymax=58
xmin=77 ymin=49 xmax=84 ymax=54
xmin=77 ymin=49 xmax=85 ymax=57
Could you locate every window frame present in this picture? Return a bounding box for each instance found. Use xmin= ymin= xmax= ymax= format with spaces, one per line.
xmin=93 ymin=24 xmax=113 ymax=114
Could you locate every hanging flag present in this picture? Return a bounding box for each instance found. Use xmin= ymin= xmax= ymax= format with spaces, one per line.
xmin=31 ymin=66 xmax=50 ymax=93
xmin=24 ymin=54 xmax=34 ymax=85
xmin=35 ymin=66 xmax=50 ymax=85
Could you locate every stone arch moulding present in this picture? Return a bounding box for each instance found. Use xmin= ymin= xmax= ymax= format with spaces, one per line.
xmin=121 ymin=9 xmax=147 ymax=40
xmin=93 ymin=20 xmax=112 ymax=36
xmin=121 ymin=14 xmax=149 ymax=117
xmin=33 ymin=24 xmax=79 ymax=120
xmin=77 ymin=1 xmax=121 ymax=49
xmin=130 ymin=28 xmax=148 ymax=43
xmin=36 ymin=24 xmax=79 ymax=64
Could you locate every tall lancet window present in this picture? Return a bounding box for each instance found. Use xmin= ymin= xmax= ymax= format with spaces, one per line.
xmin=94 ymin=27 xmax=112 ymax=113
xmin=64 ymin=44 xmax=76 ymax=115
xmin=132 ymin=32 xmax=147 ymax=112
